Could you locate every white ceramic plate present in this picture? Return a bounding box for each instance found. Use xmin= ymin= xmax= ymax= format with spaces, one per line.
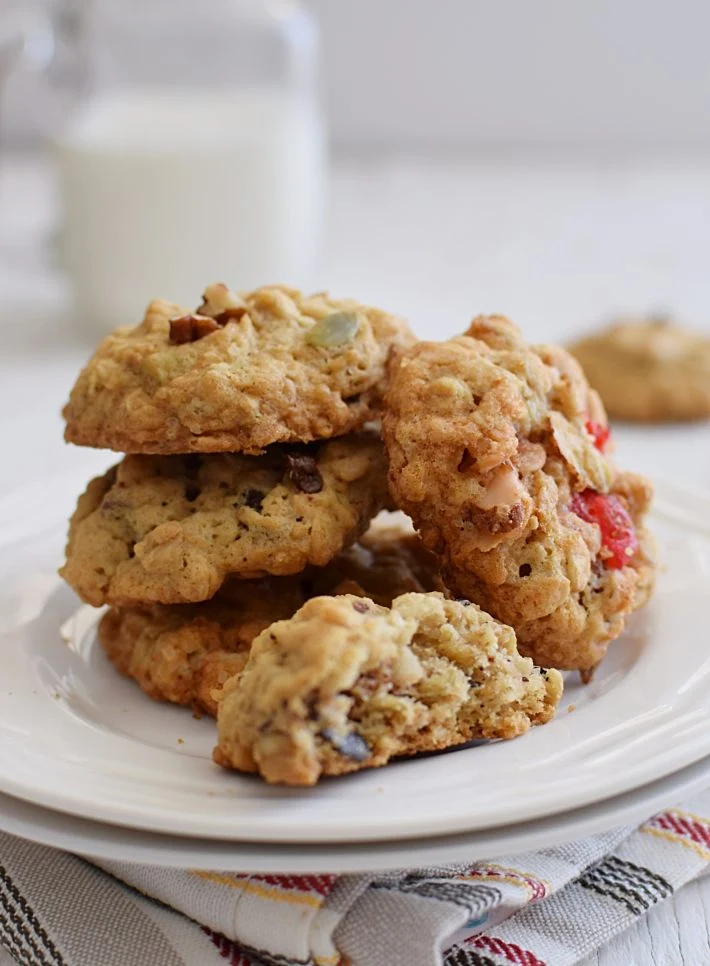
xmin=0 ymin=468 xmax=709 ymax=844
xmin=1 ymin=755 xmax=708 ymax=873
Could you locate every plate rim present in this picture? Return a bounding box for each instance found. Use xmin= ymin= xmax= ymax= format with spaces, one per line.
xmin=0 ymin=473 xmax=709 ymax=844
xmin=1 ymin=755 xmax=708 ymax=873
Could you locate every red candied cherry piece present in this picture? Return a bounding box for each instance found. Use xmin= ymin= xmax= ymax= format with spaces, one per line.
xmin=570 ymin=489 xmax=638 ymax=569
xmin=585 ymin=419 xmax=611 ymax=452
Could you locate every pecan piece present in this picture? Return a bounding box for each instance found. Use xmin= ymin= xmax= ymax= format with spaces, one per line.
xmin=466 ymin=502 xmax=525 ymax=535
xmin=215 ymin=306 xmax=248 ymax=325
xmin=198 ymin=282 xmax=246 ymax=318
xmin=169 ymin=314 xmax=220 ymax=344
xmin=285 ymin=453 xmax=323 ymax=494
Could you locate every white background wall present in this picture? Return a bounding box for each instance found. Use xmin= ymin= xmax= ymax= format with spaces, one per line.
xmin=4 ymin=0 xmax=710 ymax=153
xmin=308 ymin=0 xmax=710 ymax=154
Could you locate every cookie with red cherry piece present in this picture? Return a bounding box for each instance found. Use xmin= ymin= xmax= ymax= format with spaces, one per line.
xmin=382 ymin=315 xmax=657 ymax=679
xmin=63 ymin=283 xmax=415 ymax=454
xmin=570 ymin=316 xmax=710 ymax=423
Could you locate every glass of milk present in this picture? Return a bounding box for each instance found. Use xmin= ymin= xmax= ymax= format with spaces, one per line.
xmin=55 ymin=0 xmax=327 ymax=332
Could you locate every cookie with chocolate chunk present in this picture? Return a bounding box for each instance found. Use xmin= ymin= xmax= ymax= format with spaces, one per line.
xmin=570 ymin=316 xmax=710 ymax=422
xmin=383 ymin=315 xmax=657 ymax=678
xmin=213 ymin=592 xmax=563 ymax=785
xmin=99 ymin=518 xmax=441 ymax=716
xmin=61 ymin=432 xmax=388 ymax=606
xmin=63 ymin=283 xmax=415 ymax=454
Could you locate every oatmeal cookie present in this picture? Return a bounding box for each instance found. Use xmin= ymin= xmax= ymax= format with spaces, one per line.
xmin=383 ymin=316 xmax=657 ymax=677
xmin=99 ymin=519 xmax=440 ymax=715
xmin=99 ymin=577 xmax=303 ymax=716
xmin=213 ymin=592 xmax=563 ymax=785
xmin=570 ymin=317 xmax=710 ymax=422
xmin=61 ymin=433 xmax=388 ymax=606
xmin=63 ymin=283 xmax=414 ymax=454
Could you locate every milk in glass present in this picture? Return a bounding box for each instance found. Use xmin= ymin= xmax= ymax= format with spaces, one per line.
xmin=57 ymin=88 xmax=326 ymax=330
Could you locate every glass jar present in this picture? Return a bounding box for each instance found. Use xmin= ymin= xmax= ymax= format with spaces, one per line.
xmin=55 ymin=0 xmax=327 ymax=331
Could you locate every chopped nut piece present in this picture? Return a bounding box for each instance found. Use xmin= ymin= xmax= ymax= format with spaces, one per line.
xmin=306 ymin=311 xmax=360 ymax=347
xmin=550 ymin=411 xmax=612 ymax=492
xmin=198 ymin=282 xmax=247 ymax=318
xmin=169 ymin=315 xmax=198 ymax=344
xmin=169 ymin=314 xmax=220 ymax=344
xmin=467 ymin=502 xmax=525 ymax=536
xmin=515 ymin=439 xmax=546 ymax=474
xmin=215 ymin=307 xmax=248 ymax=325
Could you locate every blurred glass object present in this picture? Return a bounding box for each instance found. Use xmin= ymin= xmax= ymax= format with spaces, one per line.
xmin=1 ymin=1 xmax=90 ymax=143
xmin=0 ymin=4 xmax=72 ymax=279
xmin=52 ymin=0 xmax=327 ymax=331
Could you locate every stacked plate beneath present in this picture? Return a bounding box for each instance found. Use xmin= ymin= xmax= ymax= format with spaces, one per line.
xmin=1 ymin=470 xmax=709 ymax=873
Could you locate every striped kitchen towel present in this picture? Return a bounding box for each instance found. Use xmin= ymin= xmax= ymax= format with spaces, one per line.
xmin=1 ymin=793 xmax=709 ymax=966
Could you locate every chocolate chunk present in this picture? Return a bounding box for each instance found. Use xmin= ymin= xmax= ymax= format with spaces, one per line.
xmin=244 ymin=488 xmax=265 ymax=511
xmin=169 ymin=314 xmax=220 ymax=344
xmin=285 ymin=453 xmax=323 ymax=494
xmin=184 ymin=483 xmax=200 ymax=502
xmin=518 ymin=563 xmax=532 ymax=577
xmin=352 ymin=600 xmax=370 ymax=613
xmin=321 ymin=727 xmax=371 ymax=761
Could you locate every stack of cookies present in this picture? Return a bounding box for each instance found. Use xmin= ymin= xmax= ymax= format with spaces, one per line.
xmin=61 ymin=283 xmax=413 ymax=713
xmin=60 ymin=286 xmax=656 ymax=786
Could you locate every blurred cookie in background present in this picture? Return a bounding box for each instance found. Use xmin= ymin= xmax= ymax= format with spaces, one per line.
xmin=570 ymin=316 xmax=710 ymax=423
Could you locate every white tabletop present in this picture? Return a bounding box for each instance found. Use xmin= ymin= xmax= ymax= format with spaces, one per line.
xmin=1 ymin=154 xmax=709 ymax=965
